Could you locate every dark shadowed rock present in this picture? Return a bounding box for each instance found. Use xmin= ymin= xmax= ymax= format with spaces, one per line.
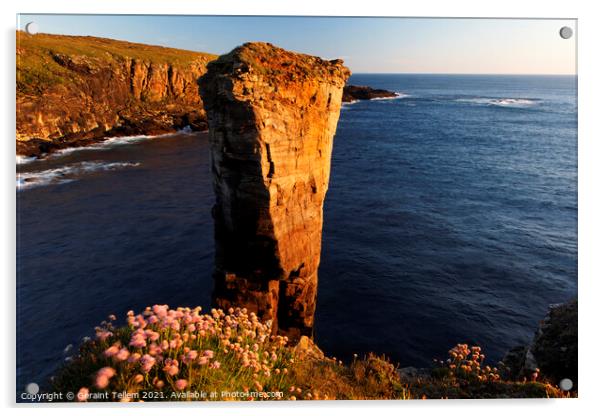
xmin=199 ymin=42 xmax=350 ymax=340
xmin=502 ymin=299 xmax=577 ymax=388
xmin=342 ymin=85 xmax=398 ymax=102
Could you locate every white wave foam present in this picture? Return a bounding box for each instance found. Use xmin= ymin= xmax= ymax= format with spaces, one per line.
xmin=17 ymin=161 xmax=140 ymax=190
xmin=371 ymin=92 xmax=410 ymax=101
xmin=342 ymin=92 xmax=409 ymax=107
xmin=16 ymin=155 xmax=37 ymax=165
xmin=457 ymin=97 xmax=537 ymax=108
xmin=51 ymin=135 xmax=154 ymax=157
xmin=49 ymin=127 xmax=198 ymax=159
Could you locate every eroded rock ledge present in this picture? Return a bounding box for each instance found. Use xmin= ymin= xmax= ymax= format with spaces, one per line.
xmin=199 ymin=42 xmax=350 ymax=339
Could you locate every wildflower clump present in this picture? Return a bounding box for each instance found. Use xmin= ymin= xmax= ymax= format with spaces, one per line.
xmin=435 ymin=344 xmax=501 ymax=382
xmin=52 ymin=305 xmax=296 ymax=401
xmin=52 ymin=305 xmax=416 ymax=401
xmin=407 ymin=343 xmax=572 ymax=399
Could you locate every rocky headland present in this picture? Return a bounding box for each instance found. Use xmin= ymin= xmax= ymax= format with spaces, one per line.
xmin=199 ymin=42 xmax=350 ymax=340
xmin=16 ymin=32 xmax=398 ymax=158
xmin=342 ymin=85 xmax=398 ymax=102
xmin=16 ymin=31 xmax=216 ymax=157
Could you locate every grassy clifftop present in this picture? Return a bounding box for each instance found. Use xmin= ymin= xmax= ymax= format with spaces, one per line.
xmin=16 ymin=31 xmax=217 ymax=156
xmin=17 ymin=31 xmax=215 ymax=94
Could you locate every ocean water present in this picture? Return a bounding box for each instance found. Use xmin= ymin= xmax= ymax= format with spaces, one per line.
xmin=16 ymin=74 xmax=577 ymax=391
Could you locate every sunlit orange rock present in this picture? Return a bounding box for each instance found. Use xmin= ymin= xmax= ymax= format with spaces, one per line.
xmin=200 ymin=42 xmax=350 ymax=339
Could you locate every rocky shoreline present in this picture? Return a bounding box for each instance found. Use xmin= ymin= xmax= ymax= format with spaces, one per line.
xmin=16 ymin=122 xmax=207 ymax=159
xmin=17 ymin=31 xmax=215 ymax=158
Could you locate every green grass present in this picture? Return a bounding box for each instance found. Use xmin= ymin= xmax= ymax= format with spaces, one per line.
xmin=16 ymin=31 xmax=217 ymax=95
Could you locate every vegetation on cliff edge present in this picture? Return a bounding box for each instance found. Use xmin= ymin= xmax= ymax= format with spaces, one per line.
xmin=50 ymin=305 xmax=571 ymax=401
xmin=17 ymin=31 xmax=216 ymax=95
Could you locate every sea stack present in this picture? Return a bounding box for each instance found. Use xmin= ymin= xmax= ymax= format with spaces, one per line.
xmin=199 ymin=42 xmax=350 ymax=339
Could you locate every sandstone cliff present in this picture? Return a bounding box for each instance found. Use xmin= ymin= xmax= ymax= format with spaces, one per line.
xmin=16 ymin=31 xmax=217 ymax=156
xmin=199 ymin=42 xmax=350 ymax=339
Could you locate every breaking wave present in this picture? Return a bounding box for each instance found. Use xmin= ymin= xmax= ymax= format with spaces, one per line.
xmin=456 ymin=97 xmax=538 ymax=108
xmin=17 ymin=161 xmax=141 ymax=190
xmin=47 ymin=127 xmax=198 ymax=159
xmin=16 ymin=155 xmax=37 ymax=165
xmin=371 ymin=92 xmax=410 ymax=101
xmin=342 ymin=92 xmax=409 ymax=108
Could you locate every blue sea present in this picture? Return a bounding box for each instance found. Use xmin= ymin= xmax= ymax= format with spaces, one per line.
xmin=16 ymin=74 xmax=577 ymax=392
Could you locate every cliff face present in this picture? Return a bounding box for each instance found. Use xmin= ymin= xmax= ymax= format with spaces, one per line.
xmin=16 ymin=32 xmax=217 ymax=156
xmin=199 ymin=42 xmax=350 ymax=339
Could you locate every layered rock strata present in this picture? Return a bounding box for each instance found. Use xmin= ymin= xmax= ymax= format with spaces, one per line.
xmin=17 ymin=32 xmax=216 ymax=156
xmin=199 ymin=42 xmax=350 ymax=339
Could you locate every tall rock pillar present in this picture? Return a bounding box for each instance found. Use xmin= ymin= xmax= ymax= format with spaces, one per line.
xmin=199 ymin=42 xmax=350 ymax=339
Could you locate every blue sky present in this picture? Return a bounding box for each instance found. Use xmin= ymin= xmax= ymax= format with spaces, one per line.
xmin=18 ymin=15 xmax=576 ymax=74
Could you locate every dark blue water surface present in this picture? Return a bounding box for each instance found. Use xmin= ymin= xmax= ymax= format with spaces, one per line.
xmin=16 ymin=75 xmax=577 ymax=391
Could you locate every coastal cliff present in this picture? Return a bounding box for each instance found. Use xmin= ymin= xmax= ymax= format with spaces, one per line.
xmin=16 ymin=31 xmax=216 ymax=156
xmin=199 ymin=42 xmax=350 ymax=339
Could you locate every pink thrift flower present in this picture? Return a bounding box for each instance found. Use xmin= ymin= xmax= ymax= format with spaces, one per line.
xmin=203 ymin=350 xmax=214 ymax=359
xmin=174 ymin=379 xmax=188 ymax=391
xmin=103 ymin=345 xmax=120 ymax=358
xmin=128 ymin=352 xmax=141 ymax=363
xmin=129 ymin=333 xmax=147 ymax=349
xmin=97 ymin=367 xmax=116 ymax=378
xmin=96 ymin=331 xmax=113 ymax=342
xmin=197 ymin=356 xmax=209 ymax=365
xmin=164 ymin=364 xmax=179 ymax=377
xmin=140 ymin=354 xmax=156 ymax=373
xmin=115 ymin=348 xmax=130 ymax=361
xmin=95 ymin=375 xmax=109 ymax=389
xmin=184 ymin=350 xmax=198 ymax=364
xmin=76 ymin=387 xmax=89 ymax=402
xmin=145 ymin=330 xmax=160 ymax=342
xmin=152 ymin=304 xmax=169 ymax=318
xmin=210 ymin=361 xmax=221 ymax=369
xmin=148 ymin=343 xmax=162 ymax=356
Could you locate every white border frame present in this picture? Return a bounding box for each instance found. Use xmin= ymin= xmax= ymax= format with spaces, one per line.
xmin=3 ymin=1 xmax=601 ymax=415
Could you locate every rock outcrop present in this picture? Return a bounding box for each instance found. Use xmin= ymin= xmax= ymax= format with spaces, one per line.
xmin=342 ymin=85 xmax=398 ymax=102
xmin=199 ymin=42 xmax=350 ymax=339
xmin=502 ymin=299 xmax=577 ymax=388
xmin=17 ymin=32 xmax=217 ymax=156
